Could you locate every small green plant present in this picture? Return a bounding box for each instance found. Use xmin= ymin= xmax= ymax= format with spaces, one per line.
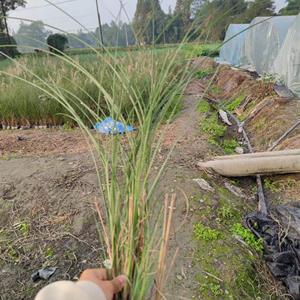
xmin=200 ymin=282 xmax=223 ymax=296
xmin=182 ymin=43 xmax=221 ymax=58
xmin=286 ymin=178 xmax=297 ymax=188
xmin=19 ymin=222 xmax=30 ymax=236
xmin=44 ymin=247 xmax=55 ymax=259
xmin=7 ymin=246 xmax=19 ymax=262
xmin=198 ymin=101 xmax=211 ymax=113
xmin=14 ymin=221 xmax=30 ymax=236
xmin=222 ymin=139 xmax=239 ymax=154
xmin=231 ymin=223 xmax=264 ymax=253
xmin=261 ymin=73 xmax=278 ymax=84
xmin=264 ymin=179 xmax=281 ymax=193
xmin=210 ymin=84 xmax=222 ymax=94
xmin=218 ymin=204 xmax=234 ymax=220
xmin=194 ymin=223 xmax=222 ymax=241
xmin=195 ymin=69 xmax=214 ymax=79
xmin=226 ymin=95 xmax=244 ymax=112
xmin=251 ymin=185 xmax=258 ymax=193
xmin=253 ymin=118 xmax=266 ymax=131
xmin=201 ymin=113 xmax=226 ymax=144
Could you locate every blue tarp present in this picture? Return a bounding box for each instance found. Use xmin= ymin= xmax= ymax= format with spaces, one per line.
xmin=94 ymin=117 xmax=135 ymax=135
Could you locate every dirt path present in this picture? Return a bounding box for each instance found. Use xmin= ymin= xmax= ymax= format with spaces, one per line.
xmin=162 ymin=88 xmax=214 ymax=299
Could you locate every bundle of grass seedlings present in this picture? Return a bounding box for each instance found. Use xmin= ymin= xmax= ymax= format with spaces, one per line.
xmin=0 ymin=23 xmax=192 ymax=299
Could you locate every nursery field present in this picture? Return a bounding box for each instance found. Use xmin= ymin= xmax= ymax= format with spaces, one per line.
xmin=2 ymin=47 xmax=299 ymax=299
xmin=0 ymin=43 xmax=219 ymax=129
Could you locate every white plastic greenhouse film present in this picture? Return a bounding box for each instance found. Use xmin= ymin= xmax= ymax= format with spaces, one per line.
xmin=242 ymin=16 xmax=295 ymax=74
xmin=274 ymin=13 xmax=300 ymax=97
xmin=219 ymin=24 xmax=250 ymax=66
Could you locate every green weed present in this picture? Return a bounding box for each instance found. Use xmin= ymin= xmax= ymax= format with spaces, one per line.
xmin=231 ymin=223 xmax=263 ymax=253
xmin=194 ymin=223 xmax=222 ymax=241
xmin=253 ymin=118 xmax=266 ymax=131
xmin=261 ymin=73 xmax=278 ymax=84
xmin=210 ymin=85 xmax=222 ymax=94
xmin=264 ymin=179 xmax=281 ymax=193
xmin=18 ymin=222 xmax=29 ymax=236
xmin=201 ymin=113 xmax=226 ymax=144
xmin=218 ymin=204 xmax=234 ymax=221
xmin=7 ymin=246 xmax=19 ymax=263
xmin=226 ymin=95 xmax=244 ymax=112
xmin=182 ymin=43 xmax=221 ymax=58
xmin=222 ymin=139 xmax=239 ymax=155
xmin=44 ymin=247 xmax=55 ymax=259
xmin=200 ymin=282 xmax=223 ymax=296
xmin=195 ymin=69 xmax=214 ymax=79
xmin=198 ymin=101 xmax=211 ymax=113
xmin=251 ymin=185 xmax=258 ymax=194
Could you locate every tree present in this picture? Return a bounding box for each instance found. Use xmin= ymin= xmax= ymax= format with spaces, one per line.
xmin=0 ymin=32 xmax=19 ymax=58
xmin=243 ymin=0 xmax=275 ymax=22
xmin=0 ymin=0 xmax=26 ymax=56
xmin=174 ymin=0 xmax=193 ymax=40
xmin=47 ymin=34 xmax=68 ymax=54
xmin=280 ymin=0 xmax=300 ymax=15
xmin=100 ymin=21 xmax=135 ymax=47
xmin=192 ymin=0 xmax=247 ymax=41
xmin=133 ymin=0 xmax=166 ymax=45
xmin=14 ymin=21 xmax=52 ymax=53
xmin=68 ymin=30 xmax=97 ymax=49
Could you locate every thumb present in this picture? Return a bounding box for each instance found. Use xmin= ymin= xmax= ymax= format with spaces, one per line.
xmin=109 ymin=275 xmax=127 ymax=294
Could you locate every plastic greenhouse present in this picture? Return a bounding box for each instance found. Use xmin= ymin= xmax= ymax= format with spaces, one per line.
xmin=274 ymin=13 xmax=300 ymax=97
xmin=218 ymin=24 xmax=250 ymax=66
xmin=241 ymin=16 xmax=296 ymax=74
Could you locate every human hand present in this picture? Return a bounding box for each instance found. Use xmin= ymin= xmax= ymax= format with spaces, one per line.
xmin=79 ymin=269 xmax=126 ymax=300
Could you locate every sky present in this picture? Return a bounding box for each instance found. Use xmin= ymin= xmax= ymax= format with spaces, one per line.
xmin=8 ymin=0 xmax=287 ymax=34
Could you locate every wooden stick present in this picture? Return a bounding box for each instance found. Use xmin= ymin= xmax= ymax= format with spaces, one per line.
xmin=268 ymin=119 xmax=300 ymax=151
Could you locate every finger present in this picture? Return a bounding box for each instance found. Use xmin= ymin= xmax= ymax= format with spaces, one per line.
xmin=96 ymin=269 xmax=108 ymax=280
xmin=79 ymin=269 xmax=107 ymax=281
xmin=109 ymin=275 xmax=127 ymax=294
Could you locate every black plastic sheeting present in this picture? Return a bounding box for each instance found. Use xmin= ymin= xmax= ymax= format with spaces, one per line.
xmin=246 ymin=202 xmax=300 ymax=299
xmin=31 ymin=267 xmax=58 ymax=282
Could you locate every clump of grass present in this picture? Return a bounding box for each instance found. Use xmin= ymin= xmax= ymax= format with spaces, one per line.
xmin=198 ymin=100 xmax=211 ymax=113
xmin=218 ymin=204 xmax=234 ymax=221
xmin=200 ymin=282 xmax=223 ymax=296
xmin=226 ymin=95 xmax=244 ymax=112
xmin=222 ymin=138 xmax=239 ymax=154
xmin=209 ymin=84 xmax=222 ymax=94
xmin=231 ymin=223 xmax=264 ymax=253
xmin=194 ymin=69 xmax=214 ymax=80
xmin=181 ymin=43 xmax=221 ymax=58
xmin=193 ymin=223 xmax=222 ymax=241
xmin=264 ymin=179 xmax=281 ymax=193
xmin=201 ymin=113 xmax=226 ymax=144
xmin=15 ymin=222 xmax=30 ymax=236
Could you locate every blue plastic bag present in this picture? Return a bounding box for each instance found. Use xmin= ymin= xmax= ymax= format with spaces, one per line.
xmin=94 ymin=117 xmax=135 ymax=135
